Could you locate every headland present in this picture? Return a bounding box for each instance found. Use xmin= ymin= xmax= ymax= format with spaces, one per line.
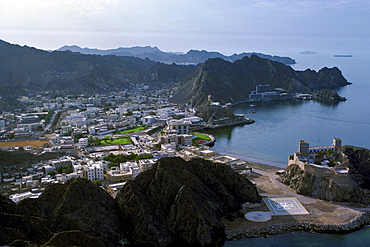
xmin=222 ymin=143 xmax=370 ymax=241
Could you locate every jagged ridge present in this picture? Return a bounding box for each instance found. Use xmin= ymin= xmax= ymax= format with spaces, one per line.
xmin=170 ymin=55 xmax=350 ymax=107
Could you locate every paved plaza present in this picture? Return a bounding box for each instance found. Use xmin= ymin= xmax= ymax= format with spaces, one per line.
xmin=263 ymin=197 xmax=309 ymax=216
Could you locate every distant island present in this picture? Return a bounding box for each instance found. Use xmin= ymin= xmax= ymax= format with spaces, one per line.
xmin=299 ymin=51 xmax=318 ymax=54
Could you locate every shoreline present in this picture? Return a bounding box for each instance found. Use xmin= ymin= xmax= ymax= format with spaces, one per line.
xmin=217 ymin=151 xmax=286 ymax=170
xmin=225 ymin=211 xmax=370 ymax=240
xmin=219 ymin=155 xmax=370 ymax=242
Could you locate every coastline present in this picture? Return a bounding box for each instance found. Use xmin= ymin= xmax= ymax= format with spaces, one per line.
xmin=225 ymin=211 xmax=370 ymax=240
xmin=220 ymin=156 xmax=370 ymax=242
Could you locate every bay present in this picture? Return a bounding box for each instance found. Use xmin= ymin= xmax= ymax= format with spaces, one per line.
xmin=207 ymin=52 xmax=370 ymax=168
xmin=206 ymin=52 xmax=370 ymax=246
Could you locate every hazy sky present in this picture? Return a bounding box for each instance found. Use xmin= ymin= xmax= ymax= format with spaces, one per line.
xmin=1 ymin=0 xmax=369 ymax=55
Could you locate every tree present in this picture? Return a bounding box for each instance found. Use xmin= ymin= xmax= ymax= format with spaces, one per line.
xmin=48 ymin=170 xmax=57 ymax=176
xmin=316 ymin=151 xmax=325 ymax=159
xmin=73 ymin=133 xmax=84 ymax=141
xmin=93 ymin=180 xmax=102 ymax=186
xmin=328 ymin=159 xmax=338 ymax=167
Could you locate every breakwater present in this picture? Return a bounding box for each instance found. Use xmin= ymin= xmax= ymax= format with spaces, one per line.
xmin=226 ymin=211 xmax=370 ymax=240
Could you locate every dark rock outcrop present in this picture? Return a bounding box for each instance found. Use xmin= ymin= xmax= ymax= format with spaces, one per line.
xmin=116 ymin=157 xmax=261 ymax=246
xmin=312 ymin=88 xmax=346 ymax=101
xmin=1 ymin=158 xmax=260 ymax=246
xmin=0 ymin=178 xmax=127 ymax=246
xmin=37 ymin=178 xmax=127 ymax=245
xmin=170 ymin=55 xmax=350 ymax=107
xmin=0 ymin=195 xmax=53 ymax=246
xmin=344 ymin=146 xmax=370 ymax=190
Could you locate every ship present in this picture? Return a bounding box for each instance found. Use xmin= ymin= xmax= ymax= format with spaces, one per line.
xmin=334 ymin=55 xmax=352 ymax=57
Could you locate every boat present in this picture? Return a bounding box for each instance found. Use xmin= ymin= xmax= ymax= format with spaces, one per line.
xmin=334 ymin=55 xmax=352 ymax=57
xmin=250 ymin=104 xmax=256 ymax=107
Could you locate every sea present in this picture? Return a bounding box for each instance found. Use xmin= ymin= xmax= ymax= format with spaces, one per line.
xmin=205 ymin=52 xmax=370 ymax=246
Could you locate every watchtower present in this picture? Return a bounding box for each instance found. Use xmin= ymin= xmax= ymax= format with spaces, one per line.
xmin=298 ymin=140 xmax=309 ymax=157
xmin=333 ymin=138 xmax=342 ymax=154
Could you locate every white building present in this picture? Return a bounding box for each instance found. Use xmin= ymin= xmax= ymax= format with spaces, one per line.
xmin=83 ymin=163 xmax=104 ymax=181
xmin=78 ymin=138 xmax=89 ymax=148
xmin=9 ymin=192 xmax=32 ymax=203
xmin=166 ymin=119 xmax=191 ymax=134
xmin=138 ymin=159 xmax=157 ymax=172
xmin=142 ymin=115 xmax=156 ymax=125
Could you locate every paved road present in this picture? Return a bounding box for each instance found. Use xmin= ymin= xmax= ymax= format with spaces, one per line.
xmin=253 ymin=168 xmax=317 ymax=204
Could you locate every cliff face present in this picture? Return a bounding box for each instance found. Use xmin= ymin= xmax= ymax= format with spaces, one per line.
xmin=115 ymin=157 xmax=261 ymax=246
xmin=170 ymin=55 xmax=349 ymax=107
xmin=344 ymin=146 xmax=370 ymax=190
xmin=282 ymin=147 xmax=370 ymax=205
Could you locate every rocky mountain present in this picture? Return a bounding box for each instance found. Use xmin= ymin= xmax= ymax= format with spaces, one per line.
xmin=282 ymin=146 xmax=370 ymax=205
xmin=170 ymin=55 xmax=350 ymax=107
xmin=116 ymin=157 xmax=261 ymax=246
xmin=58 ymin=45 xmax=296 ymax=65
xmin=135 ymin=62 xmax=200 ymax=84
xmin=0 ymin=40 xmax=196 ymax=101
xmin=0 ymin=157 xmax=261 ymax=246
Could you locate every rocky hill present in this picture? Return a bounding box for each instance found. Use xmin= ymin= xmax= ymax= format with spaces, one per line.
xmin=170 ymin=55 xmax=350 ymax=107
xmin=0 ymin=157 xmax=261 ymax=246
xmin=58 ymin=45 xmax=296 ymax=65
xmin=0 ymin=178 xmax=127 ymax=246
xmin=0 ymin=40 xmax=197 ymax=101
xmin=116 ymin=157 xmax=261 ymax=246
xmin=282 ymin=146 xmax=370 ymax=205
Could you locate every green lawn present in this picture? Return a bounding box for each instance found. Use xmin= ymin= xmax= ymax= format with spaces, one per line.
xmin=190 ymin=132 xmax=211 ymax=145
xmin=190 ymin=133 xmax=211 ymax=141
xmin=116 ymin=126 xmax=148 ymax=134
xmin=100 ymin=137 xmax=132 ymax=145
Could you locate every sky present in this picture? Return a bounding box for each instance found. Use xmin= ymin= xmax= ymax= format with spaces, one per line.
xmin=1 ymin=0 xmax=369 ymax=55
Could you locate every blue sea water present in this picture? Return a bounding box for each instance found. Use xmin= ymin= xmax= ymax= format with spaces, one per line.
xmin=206 ymin=52 xmax=370 ymax=246
xmin=225 ymin=227 xmax=370 ymax=247
xmin=207 ymin=52 xmax=370 ymax=168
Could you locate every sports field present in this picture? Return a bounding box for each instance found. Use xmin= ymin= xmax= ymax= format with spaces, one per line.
xmin=0 ymin=140 xmax=48 ymax=148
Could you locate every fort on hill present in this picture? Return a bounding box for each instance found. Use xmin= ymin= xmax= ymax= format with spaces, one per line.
xmin=288 ymin=138 xmax=349 ymax=174
xmin=283 ymin=138 xmax=370 ymax=204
